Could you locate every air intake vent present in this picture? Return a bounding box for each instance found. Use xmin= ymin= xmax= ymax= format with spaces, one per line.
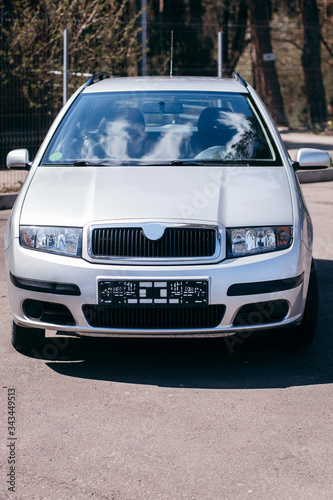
xmin=91 ymin=227 xmax=217 ymax=258
xmin=82 ymin=304 xmax=225 ymax=329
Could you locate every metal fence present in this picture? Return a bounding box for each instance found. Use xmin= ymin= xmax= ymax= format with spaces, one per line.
xmin=1 ymin=18 xmax=333 ymax=192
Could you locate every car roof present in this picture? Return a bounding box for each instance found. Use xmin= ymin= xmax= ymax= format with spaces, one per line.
xmin=82 ymin=76 xmax=248 ymax=94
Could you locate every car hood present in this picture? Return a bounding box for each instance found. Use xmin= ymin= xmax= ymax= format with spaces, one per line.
xmin=20 ymin=166 xmax=293 ymax=227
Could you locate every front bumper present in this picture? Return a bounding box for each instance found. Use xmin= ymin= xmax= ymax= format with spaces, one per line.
xmin=6 ymin=237 xmax=312 ymax=338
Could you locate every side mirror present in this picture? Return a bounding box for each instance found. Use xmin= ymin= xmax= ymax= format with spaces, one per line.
xmin=293 ymin=148 xmax=330 ymax=171
xmin=6 ymin=149 xmax=31 ymax=170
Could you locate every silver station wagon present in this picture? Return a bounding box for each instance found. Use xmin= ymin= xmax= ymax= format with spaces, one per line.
xmin=5 ymin=73 xmax=330 ymax=353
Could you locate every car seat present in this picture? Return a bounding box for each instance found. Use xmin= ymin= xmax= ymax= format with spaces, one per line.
xmin=197 ymin=107 xmax=234 ymax=150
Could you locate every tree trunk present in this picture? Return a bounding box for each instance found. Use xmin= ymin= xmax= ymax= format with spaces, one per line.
xmin=248 ymin=0 xmax=288 ymax=126
xmin=300 ymin=0 xmax=327 ymax=127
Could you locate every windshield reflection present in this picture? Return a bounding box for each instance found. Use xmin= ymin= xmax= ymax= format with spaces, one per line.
xmin=43 ymin=91 xmax=277 ymax=166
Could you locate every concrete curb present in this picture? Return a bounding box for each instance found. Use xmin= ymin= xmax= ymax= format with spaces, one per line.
xmin=0 ymin=168 xmax=332 ymax=211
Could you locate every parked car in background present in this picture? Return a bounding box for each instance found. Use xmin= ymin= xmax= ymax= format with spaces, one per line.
xmin=5 ymin=73 xmax=330 ymax=353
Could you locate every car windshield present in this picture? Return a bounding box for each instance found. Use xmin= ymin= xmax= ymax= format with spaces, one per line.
xmin=42 ymin=91 xmax=280 ymax=166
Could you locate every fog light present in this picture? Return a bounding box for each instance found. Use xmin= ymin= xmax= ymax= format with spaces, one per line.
xmin=233 ymin=300 xmax=289 ymax=326
xmin=23 ymin=300 xmax=44 ymax=320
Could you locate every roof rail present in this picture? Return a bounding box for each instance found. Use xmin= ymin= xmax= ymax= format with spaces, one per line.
xmin=232 ymin=72 xmax=248 ymax=88
xmin=84 ymin=72 xmax=111 ymax=87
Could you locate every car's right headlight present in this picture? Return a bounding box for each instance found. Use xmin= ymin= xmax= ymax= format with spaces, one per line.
xmin=227 ymin=226 xmax=292 ymax=258
xmin=19 ymin=226 xmax=82 ymax=257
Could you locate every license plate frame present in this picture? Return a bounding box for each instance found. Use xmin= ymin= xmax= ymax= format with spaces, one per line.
xmin=98 ymin=280 xmax=209 ymax=307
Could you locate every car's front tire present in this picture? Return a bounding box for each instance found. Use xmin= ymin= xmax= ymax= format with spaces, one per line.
xmin=11 ymin=322 xmax=45 ymax=354
xmin=273 ymin=259 xmax=319 ymax=350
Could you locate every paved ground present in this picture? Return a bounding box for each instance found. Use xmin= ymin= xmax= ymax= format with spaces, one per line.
xmin=1 ymin=181 xmax=333 ymax=499
xmin=280 ymin=129 xmax=333 ymax=160
xmin=279 ymin=130 xmax=333 ymax=183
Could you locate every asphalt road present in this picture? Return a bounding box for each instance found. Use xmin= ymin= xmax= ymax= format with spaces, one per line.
xmin=1 ymin=181 xmax=333 ymax=500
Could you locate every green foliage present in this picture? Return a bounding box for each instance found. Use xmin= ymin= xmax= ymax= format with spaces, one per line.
xmin=4 ymin=0 xmax=143 ymax=111
xmin=1 ymin=0 xmax=332 ymax=128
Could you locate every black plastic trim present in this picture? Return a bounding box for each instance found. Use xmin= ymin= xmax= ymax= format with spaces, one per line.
xmin=23 ymin=300 xmax=76 ymax=326
xmin=10 ymin=273 xmax=81 ymax=296
xmin=84 ymin=72 xmax=111 ymax=87
xmin=233 ymin=300 xmax=289 ymax=326
xmin=82 ymin=304 xmax=225 ymax=329
xmin=232 ymin=72 xmax=248 ymax=88
xmin=227 ymin=273 xmax=304 ymax=297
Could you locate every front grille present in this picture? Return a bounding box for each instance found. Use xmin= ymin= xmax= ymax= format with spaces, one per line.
xmin=91 ymin=227 xmax=217 ymax=258
xmin=82 ymin=304 xmax=225 ymax=329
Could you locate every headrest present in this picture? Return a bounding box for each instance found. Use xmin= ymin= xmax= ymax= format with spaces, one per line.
xmin=197 ymin=107 xmax=231 ymax=132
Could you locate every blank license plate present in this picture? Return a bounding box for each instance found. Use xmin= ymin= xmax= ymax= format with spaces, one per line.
xmin=98 ymin=280 xmax=208 ymax=307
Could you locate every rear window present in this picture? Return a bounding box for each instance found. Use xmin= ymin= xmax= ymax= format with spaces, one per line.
xmin=42 ymin=91 xmax=282 ymax=166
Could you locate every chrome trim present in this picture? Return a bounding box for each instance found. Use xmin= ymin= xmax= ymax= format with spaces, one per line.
xmin=19 ymin=313 xmax=302 ymax=338
xmin=83 ymin=220 xmax=225 ymax=265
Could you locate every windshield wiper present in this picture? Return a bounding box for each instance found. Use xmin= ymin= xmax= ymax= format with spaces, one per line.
xmin=47 ymin=159 xmax=250 ymax=167
xmin=170 ymin=160 xmax=205 ymax=166
xmin=73 ymin=160 xmax=105 ymax=166
xmin=170 ymin=159 xmax=251 ymax=166
xmin=73 ymin=160 xmax=173 ymax=167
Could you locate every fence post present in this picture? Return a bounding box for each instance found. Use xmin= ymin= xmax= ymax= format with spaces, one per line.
xmin=170 ymin=30 xmax=174 ymax=77
xmin=218 ymin=31 xmax=223 ymax=78
xmin=140 ymin=0 xmax=147 ymax=76
xmin=63 ymin=29 xmax=68 ymax=105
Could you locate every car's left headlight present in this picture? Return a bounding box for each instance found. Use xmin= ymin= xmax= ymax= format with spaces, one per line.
xmin=19 ymin=226 xmax=82 ymax=257
xmin=227 ymin=226 xmax=292 ymax=258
